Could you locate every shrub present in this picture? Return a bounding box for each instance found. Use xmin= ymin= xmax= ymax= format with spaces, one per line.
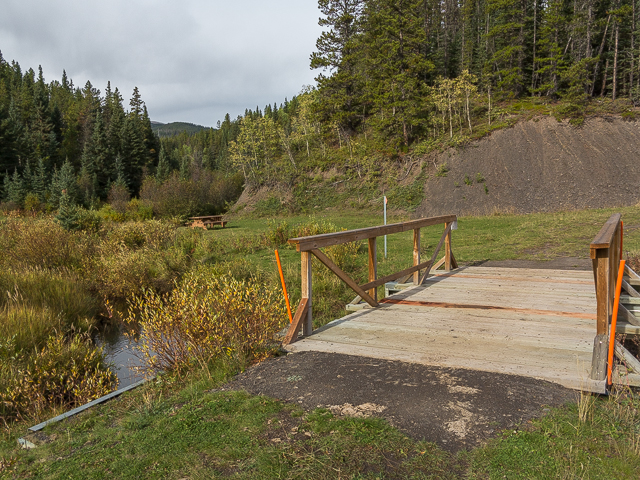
xmin=173 ymin=227 xmax=223 ymax=263
xmin=0 ymin=217 xmax=86 ymax=270
xmin=126 ymin=198 xmax=154 ymax=221
xmin=97 ymin=204 xmax=126 ymax=222
xmin=108 ymin=183 xmax=131 ymax=214
xmin=140 ymin=168 xmax=243 ymax=219
xmin=126 ymin=269 xmax=287 ymax=373
xmin=0 ymin=334 xmax=116 ymax=423
xmin=103 ymin=220 xmax=176 ymax=251
xmin=76 ymin=208 xmax=103 ymax=233
xmin=263 ymin=219 xmax=340 ymax=248
xmin=23 ymin=193 xmax=41 ymax=213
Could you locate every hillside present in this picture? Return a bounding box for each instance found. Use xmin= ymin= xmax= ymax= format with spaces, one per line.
xmin=416 ymin=116 xmax=640 ymax=217
xmin=233 ymin=115 xmax=640 ymax=218
xmin=151 ymin=121 xmax=211 ymax=137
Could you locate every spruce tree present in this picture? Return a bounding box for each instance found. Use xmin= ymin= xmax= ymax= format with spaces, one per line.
xmin=49 ymin=159 xmax=77 ymax=207
xmin=310 ymin=0 xmax=366 ymax=130
xmin=362 ymin=0 xmax=434 ymax=145
xmin=156 ymin=146 xmax=171 ymax=182
xmin=120 ymin=115 xmax=146 ymax=195
xmin=55 ymin=190 xmax=80 ymax=230
xmin=31 ymin=157 xmax=48 ymax=201
xmin=5 ymin=168 xmax=25 ymax=205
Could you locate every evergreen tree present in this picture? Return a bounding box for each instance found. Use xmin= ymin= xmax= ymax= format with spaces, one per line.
xmin=5 ymin=168 xmax=25 ymax=205
xmin=156 ymin=146 xmax=171 ymax=182
xmin=362 ymin=0 xmax=434 ymax=145
xmin=31 ymin=157 xmax=48 ymax=201
xmin=50 ymin=159 xmax=78 ymax=207
xmin=310 ymin=0 xmax=366 ymax=130
xmin=141 ymin=105 xmax=159 ymax=167
xmin=55 ymin=190 xmax=80 ymax=230
xmin=120 ymin=115 xmax=146 ymax=194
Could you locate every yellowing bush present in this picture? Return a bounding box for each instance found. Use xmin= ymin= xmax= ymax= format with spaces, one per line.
xmin=126 ymin=270 xmax=287 ymax=373
xmin=0 ymin=334 xmax=117 ymax=423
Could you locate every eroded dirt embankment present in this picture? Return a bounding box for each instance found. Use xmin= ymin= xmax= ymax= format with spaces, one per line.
xmin=416 ymin=116 xmax=640 ymax=217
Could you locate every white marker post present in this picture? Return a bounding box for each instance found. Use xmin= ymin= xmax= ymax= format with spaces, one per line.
xmin=384 ymin=196 xmax=387 ymax=258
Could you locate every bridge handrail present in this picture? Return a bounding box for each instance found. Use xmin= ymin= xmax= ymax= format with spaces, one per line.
xmin=283 ymin=215 xmax=458 ymax=345
xmin=288 ymin=214 xmax=457 ymax=252
xmin=589 ymin=213 xmax=623 ymax=381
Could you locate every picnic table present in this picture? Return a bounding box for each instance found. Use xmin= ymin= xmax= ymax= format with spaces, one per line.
xmin=187 ymin=215 xmax=227 ymax=230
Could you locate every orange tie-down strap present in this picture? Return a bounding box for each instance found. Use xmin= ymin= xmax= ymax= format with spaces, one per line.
xmin=380 ymin=298 xmax=597 ymax=320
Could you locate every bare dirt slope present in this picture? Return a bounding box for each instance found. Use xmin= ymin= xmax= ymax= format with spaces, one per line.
xmin=416 ymin=116 xmax=640 ymax=217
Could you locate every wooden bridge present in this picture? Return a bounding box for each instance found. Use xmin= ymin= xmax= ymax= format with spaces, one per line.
xmin=282 ymin=214 xmax=640 ymax=393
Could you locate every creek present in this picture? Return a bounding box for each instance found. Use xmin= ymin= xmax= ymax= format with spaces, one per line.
xmin=94 ymin=324 xmax=146 ymax=389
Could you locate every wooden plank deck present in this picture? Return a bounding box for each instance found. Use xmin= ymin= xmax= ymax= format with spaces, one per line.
xmin=286 ymin=266 xmax=605 ymax=392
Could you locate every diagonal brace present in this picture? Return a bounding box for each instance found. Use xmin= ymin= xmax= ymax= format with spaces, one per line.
xmin=419 ymin=223 xmax=452 ymax=285
xmin=283 ymin=298 xmax=309 ymax=345
xmin=311 ymin=248 xmax=379 ymax=307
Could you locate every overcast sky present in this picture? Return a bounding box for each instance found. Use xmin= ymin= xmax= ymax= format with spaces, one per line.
xmin=0 ymin=0 xmax=324 ymax=127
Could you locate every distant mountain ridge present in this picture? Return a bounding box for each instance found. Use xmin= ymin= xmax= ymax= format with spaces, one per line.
xmin=151 ymin=121 xmax=212 ymax=137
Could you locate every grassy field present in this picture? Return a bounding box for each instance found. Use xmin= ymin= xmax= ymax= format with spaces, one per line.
xmin=2 ymin=205 xmax=640 ymax=479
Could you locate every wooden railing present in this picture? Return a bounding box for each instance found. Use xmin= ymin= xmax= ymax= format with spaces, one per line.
xmin=589 ymin=213 xmax=623 ymax=380
xmin=283 ymin=215 xmax=458 ymax=344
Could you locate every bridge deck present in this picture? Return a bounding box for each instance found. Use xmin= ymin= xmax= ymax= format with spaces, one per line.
xmin=287 ymin=266 xmax=604 ymax=392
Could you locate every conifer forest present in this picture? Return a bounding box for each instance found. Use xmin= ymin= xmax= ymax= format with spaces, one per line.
xmin=1 ymin=0 xmax=639 ymax=211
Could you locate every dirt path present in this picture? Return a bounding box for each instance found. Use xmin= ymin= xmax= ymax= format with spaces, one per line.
xmin=228 ymin=351 xmax=576 ymax=452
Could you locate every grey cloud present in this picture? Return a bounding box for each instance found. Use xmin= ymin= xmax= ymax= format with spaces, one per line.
xmin=0 ymin=0 xmax=322 ymax=126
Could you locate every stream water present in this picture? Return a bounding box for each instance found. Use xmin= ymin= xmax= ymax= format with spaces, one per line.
xmin=95 ymin=325 xmax=146 ymax=389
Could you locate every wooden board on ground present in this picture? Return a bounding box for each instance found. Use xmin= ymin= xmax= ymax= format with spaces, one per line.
xmin=286 ymin=266 xmax=604 ymax=393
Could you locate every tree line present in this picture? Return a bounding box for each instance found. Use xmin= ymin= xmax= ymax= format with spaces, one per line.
xmin=0 ymin=53 xmax=163 ymax=208
xmin=311 ymin=0 xmax=640 ymax=145
xmin=0 ymin=53 xmax=244 ymax=213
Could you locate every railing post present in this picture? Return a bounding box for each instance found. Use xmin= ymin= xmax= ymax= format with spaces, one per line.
xmin=445 ymin=222 xmax=452 ymax=271
xmin=301 ymin=251 xmax=313 ymax=336
xmin=590 ymin=247 xmax=610 ymax=380
xmin=368 ymin=238 xmax=377 ymax=301
xmin=413 ymin=228 xmax=421 ymax=284
xmin=589 ymin=215 xmax=622 ymax=381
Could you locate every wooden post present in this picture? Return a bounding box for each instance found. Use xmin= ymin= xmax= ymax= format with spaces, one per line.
xmin=610 ymin=226 xmax=620 ymax=315
xmin=594 ymin=249 xmax=610 ymax=336
xmin=413 ymin=229 xmax=420 ymax=284
xmin=301 ymin=251 xmax=313 ymax=336
xmin=444 ymin=222 xmax=452 ymax=271
xmin=368 ymin=238 xmax=377 ymax=301
xmin=590 ymin=248 xmax=610 ymax=380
